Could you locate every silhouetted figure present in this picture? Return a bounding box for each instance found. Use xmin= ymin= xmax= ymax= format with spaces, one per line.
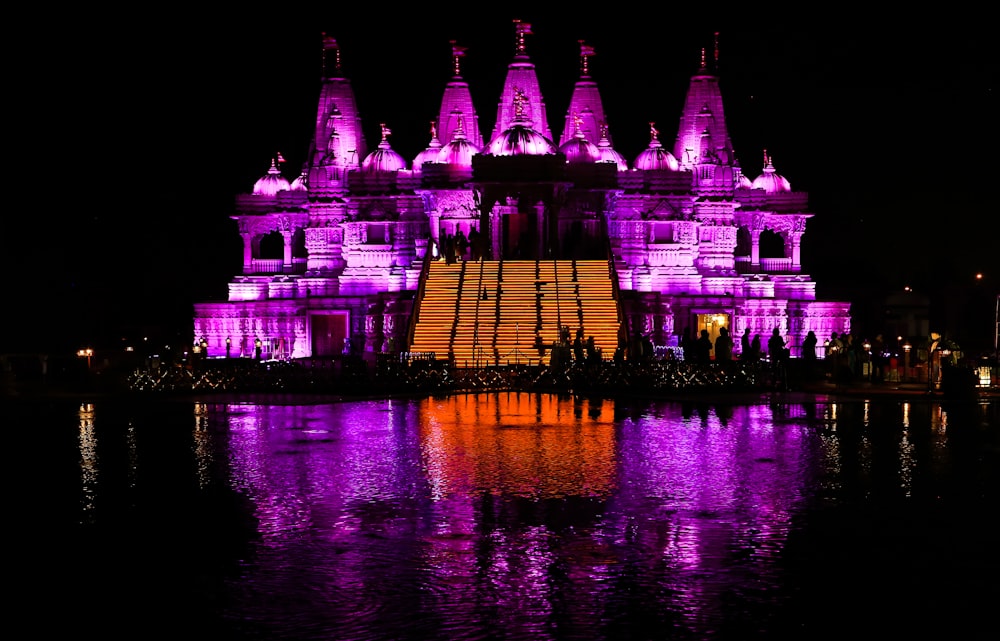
xmin=573 ymin=328 xmax=585 ymax=364
xmin=741 ymin=328 xmax=752 ymax=359
xmin=694 ymin=329 xmax=712 ymax=363
xmin=714 ymin=327 xmax=733 ymax=362
xmin=871 ymin=333 xmax=886 ymax=382
xmin=802 ymin=330 xmax=818 ymax=380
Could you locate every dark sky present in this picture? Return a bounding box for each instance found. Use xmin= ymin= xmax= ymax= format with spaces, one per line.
xmin=8 ymin=15 xmax=996 ymax=354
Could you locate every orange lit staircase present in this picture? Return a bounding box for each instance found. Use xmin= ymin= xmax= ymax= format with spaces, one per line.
xmin=409 ymin=259 xmax=622 ymax=367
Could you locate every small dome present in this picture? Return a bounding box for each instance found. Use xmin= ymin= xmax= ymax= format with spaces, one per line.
xmin=290 ymin=169 xmax=308 ymax=191
xmin=412 ymin=122 xmax=444 ymax=173
xmin=559 ymin=119 xmax=600 ymax=164
xmin=362 ymin=124 xmax=408 ymax=173
xmin=596 ymin=124 xmax=628 ymax=171
xmin=734 ymin=163 xmax=753 ymax=189
xmin=751 ymin=151 xmax=791 ymax=193
xmin=252 ymin=158 xmax=291 ymax=196
xmin=437 ymin=117 xmax=480 ymax=167
xmin=633 ymin=123 xmax=679 ymax=171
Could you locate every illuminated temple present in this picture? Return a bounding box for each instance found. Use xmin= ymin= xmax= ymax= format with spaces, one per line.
xmin=193 ymin=23 xmax=851 ymax=365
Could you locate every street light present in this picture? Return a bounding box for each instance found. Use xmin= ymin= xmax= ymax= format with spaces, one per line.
xmin=255 ymin=337 xmax=263 ymax=360
xmin=226 ymin=337 xmax=232 ymax=358
xmin=903 ymin=342 xmax=912 ymax=382
xmin=77 ymin=348 xmax=93 ymax=369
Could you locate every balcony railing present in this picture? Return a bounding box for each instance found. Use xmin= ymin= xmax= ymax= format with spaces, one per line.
xmin=735 ymin=257 xmax=794 ymax=273
xmin=248 ymin=258 xmax=308 ymax=274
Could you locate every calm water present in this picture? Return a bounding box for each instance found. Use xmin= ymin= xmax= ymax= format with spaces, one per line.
xmin=28 ymin=392 xmax=999 ymax=639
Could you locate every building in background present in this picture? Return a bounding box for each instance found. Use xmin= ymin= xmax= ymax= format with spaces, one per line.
xmin=194 ymin=23 xmax=851 ymax=363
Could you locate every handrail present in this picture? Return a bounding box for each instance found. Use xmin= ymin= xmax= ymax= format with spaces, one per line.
xmin=472 ymin=260 xmax=485 ymax=367
xmin=406 ymin=244 xmax=435 ymax=350
xmin=603 ymin=217 xmax=630 ymax=348
xmin=447 ymin=262 xmax=467 ymax=363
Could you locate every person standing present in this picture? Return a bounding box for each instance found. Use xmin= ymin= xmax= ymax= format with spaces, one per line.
xmin=826 ymin=332 xmax=843 ymax=381
xmin=871 ymin=334 xmax=886 ymax=382
xmin=695 ymin=329 xmax=713 ymax=363
xmin=741 ymin=328 xmax=752 ymax=359
xmin=801 ymin=330 xmax=818 ymax=380
xmin=767 ymin=327 xmax=787 ymax=362
xmin=714 ymin=327 xmax=734 ymax=362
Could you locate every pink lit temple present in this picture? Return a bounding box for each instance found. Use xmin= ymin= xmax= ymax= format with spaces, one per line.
xmin=193 ymin=24 xmax=851 ymax=364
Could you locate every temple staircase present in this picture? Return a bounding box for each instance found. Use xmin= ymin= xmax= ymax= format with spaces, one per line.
xmin=408 ymin=259 xmax=622 ymax=367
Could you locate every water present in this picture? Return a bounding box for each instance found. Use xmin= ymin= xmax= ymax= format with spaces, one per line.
xmin=27 ymin=392 xmax=999 ymax=639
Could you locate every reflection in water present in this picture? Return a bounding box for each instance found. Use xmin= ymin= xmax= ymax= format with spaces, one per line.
xmin=62 ymin=393 xmax=998 ymax=639
xmin=213 ymin=394 xmax=828 ymax=638
xmin=77 ymin=402 xmax=97 ymax=520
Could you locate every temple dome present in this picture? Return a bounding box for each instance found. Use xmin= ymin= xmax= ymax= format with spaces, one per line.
xmin=362 ymin=124 xmax=408 ymax=173
xmin=632 ymin=123 xmax=678 ymax=171
xmin=412 ymin=122 xmax=444 ymax=173
xmin=485 ymin=87 xmax=557 ymax=156
xmin=558 ymin=127 xmax=600 ymax=164
xmin=751 ymin=151 xmax=791 ymax=193
xmin=290 ymin=170 xmax=308 ymax=191
xmin=437 ymin=117 xmax=480 ymax=166
xmin=252 ymin=158 xmax=291 ymax=196
xmin=595 ymin=124 xmax=628 ymax=171
xmin=485 ymin=123 xmax=556 ymax=156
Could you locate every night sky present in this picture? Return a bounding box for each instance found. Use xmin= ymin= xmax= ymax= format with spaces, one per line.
xmin=9 ymin=15 xmax=995 ymax=355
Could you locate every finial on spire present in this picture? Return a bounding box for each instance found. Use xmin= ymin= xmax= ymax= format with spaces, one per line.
xmin=321 ymin=33 xmax=341 ymax=76
xmin=700 ymin=47 xmax=707 ymax=70
xmin=649 ymin=122 xmax=659 ymax=141
xmin=713 ymin=32 xmax=720 ymax=66
xmin=763 ymin=148 xmax=770 ymax=167
xmin=429 ymin=121 xmax=437 ymax=139
xmin=450 ymin=40 xmax=467 ymax=77
xmin=513 ymin=19 xmax=532 ymax=55
xmin=380 ymin=123 xmax=392 ymax=143
xmin=578 ymin=40 xmax=595 ymax=76
xmin=276 ymin=152 xmax=286 ymax=164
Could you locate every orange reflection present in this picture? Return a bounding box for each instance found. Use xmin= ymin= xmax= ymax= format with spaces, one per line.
xmin=419 ymin=392 xmax=617 ymax=499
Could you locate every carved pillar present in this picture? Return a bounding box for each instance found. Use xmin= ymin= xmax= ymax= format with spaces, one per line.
xmin=282 ymin=230 xmax=294 ymax=270
xmin=750 ymin=230 xmax=762 ymax=269
xmin=242 ymin=232 xmax=254 ymax=273
xmin=788 ymin=231 xmax=804 ymax=271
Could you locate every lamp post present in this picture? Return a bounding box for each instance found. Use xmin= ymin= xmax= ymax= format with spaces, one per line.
xmin=863 ymin=340 xmax=871 ymax=381
xmin=200 ymin=337 xmax=208 ymax=359
xmin=903 ymin=342 xmax=912 ymax=382
xmin=77 ymin=348 xmax=93 ymax=370
xmin=226 ymin=337 xmax=232 ymax=358
xmin=255 ymin=337 xmax=262 ymax=360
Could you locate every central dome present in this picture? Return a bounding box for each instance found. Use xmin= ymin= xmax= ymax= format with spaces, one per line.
xmin=485 ymin=87 xmax=556 ymax=156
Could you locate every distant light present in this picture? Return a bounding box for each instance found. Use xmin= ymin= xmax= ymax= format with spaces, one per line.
xmin=975 ymin=273 xmax=983 ymax=280
xmin=904 ymin=285 xmax=912 ymax=292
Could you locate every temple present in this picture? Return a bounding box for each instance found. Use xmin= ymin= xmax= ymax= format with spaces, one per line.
xmin=193 ymin=24 xmax=851 ymax=365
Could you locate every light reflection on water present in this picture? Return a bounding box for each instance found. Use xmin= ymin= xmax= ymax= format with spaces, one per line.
xmin=49 ymin=393 xmax=999 ymax=639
